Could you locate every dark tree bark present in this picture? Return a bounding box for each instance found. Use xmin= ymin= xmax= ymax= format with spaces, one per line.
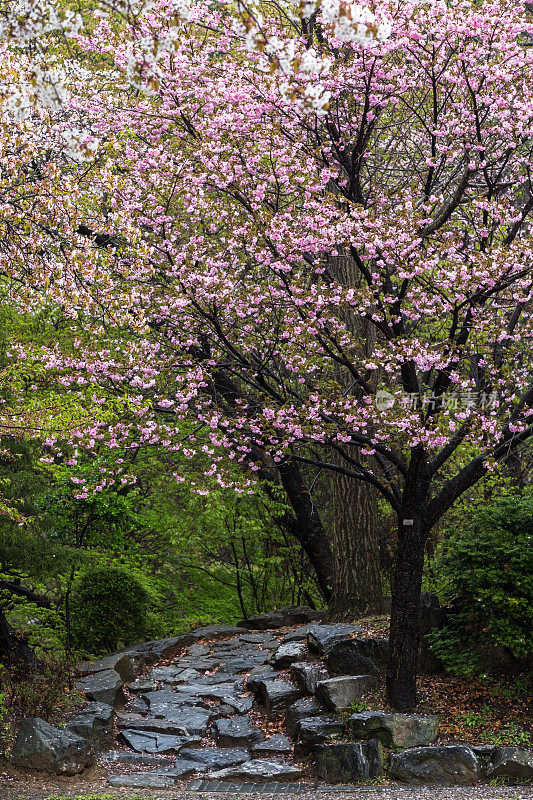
xmin=326 ymin=470 xmax=383 ymax=620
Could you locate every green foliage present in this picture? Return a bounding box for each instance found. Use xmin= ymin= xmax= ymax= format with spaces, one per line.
xmin=427 ymin=495 xmax=533 ymax=677
xmin=70 ymin=567 xmax=150 ymax=652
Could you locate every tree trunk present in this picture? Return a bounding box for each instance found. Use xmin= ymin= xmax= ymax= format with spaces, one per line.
xmin=386 ymin=516 xmax=426 ymax=711
xmin=326 ymin=252 xmax=383 ymax=620
xmin=326 ymin=467 xmax=383 ymax=620
xmin=277 ymin=461 xmax=334 ymax=601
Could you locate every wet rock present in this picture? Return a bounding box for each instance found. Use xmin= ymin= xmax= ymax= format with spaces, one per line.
xmin=208 ymin=759 xmax=303 ymax=780
xmin=326 ymin=638 xmax=388 ymax=675
xmin=118 ymin=729 xmax=197 ymax=753
xmin=77 ymin=652 xmax=136 ymax=683
xmin=348 ymin=712 xmax=439 ymax=748
xmin=66 ymin=702 xmax=114 ymax=745
xmin=129 ymin=676 xmax=159 ymax=693
xmin=291 ymin=662 xmax=329 ymax=694
xmin=237 ymin=606 xmax=324 ymax=631
xmin=252 ymin=734 xmax=293 ymax=755
xmin=108 ymin=773 xmax=177 ymax=788
xmin=216 ymin=695 xmax=254 ymax=716
xmin=101 ymin=750 xmax=173 ymax=767
xmin=238 ymin=632 xmax=280 ymax=648
xmin=212 ymin=716 xmax=264 ymax=746
xmin=254 ymin=678 xmax=302 ymax=717
xmin=144 ymin=666 xmax=185 ymax=684
xmin=76 ymin=669 xmax=125 ymax=707
xmin=316 ymin=675 xmax=377 ymax=712
xmin=486 ymin=747 xmax=533 ymax=780
xmin=12 ymin=718 xmax=94 ymax=775
xmin=281 ymin=624 xmax=316 ymax=643
xmin=191 ymin=624 xmax=244 ymax=639
xmin=179 ymin=747 xmax=250 ymax=769
xmin=315 ymin=742 xmax=370 ymax=783
xmin=161 ymin=758 xmax=208 ymax=777
xmin=125 ymin=635 xmax=193 ymax=665
xmin=116 ymin=713 xmax=187 ymax=735
xmin=293 ymin=716 xmax=345 ymax=755
xmin=365 ymin=738 xmax=385 ymax=777
xmin=174 ymin=682 xmax=240 ymax=700
xmin=389 ymin=745 xmax=480 ymax=785
xmin=307 ymin=624 xmax=362 ymax=655
xmin=246 ymin=666 xmax=278 ymax=693
xmin=187 ymin=643 xmax=210 ymax=657
xmin=284 ymin=698 xmax=322 ymax=738
xmin=129 ymin=696 xmax=149 ymax=715
xmin=271 ymin=641 xmax=308 ymax=669
xmin=143 ymin=689 xmax=208 ymax=715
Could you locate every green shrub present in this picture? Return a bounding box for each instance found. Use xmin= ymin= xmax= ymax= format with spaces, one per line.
xmin=70 ymin=567 xmax=150 ymax=653
xmin=427 ymin=495 xmax=533 ymax=677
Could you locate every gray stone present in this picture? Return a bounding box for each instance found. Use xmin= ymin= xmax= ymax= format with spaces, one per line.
xmin=145 ymin=666 xmax=185 ymax=684
xmin=129 ymin=676 xmax=159 ymax=693
xmin=179 ymin=747 xmax=250 ymax=769
xmin=271 ymin=641 xmax=308 ymax=669
xmin=66 ymin=702 xmax=114 ymax=745
xmin=208 ymin=759 xmax=303 ymax=780
xmin=174 ymin=682 xmax=239 ymax=700
xmin=293 ymin=716 xmax=345 ymax=754
xmin=486 ymin=747 xmax=533 ymax=780
xmin=160 ymin=758 xmax=208 ymax=777
xmin=291 ymin=662 xmax=329 ymax=694
xmin=118 ymin=728 xmax=197 ymax=753
xmin=216 ymin=695 xmax=254 ymax=716
xmin=191 ymin=624 xmax=244 ymax=639
xmin=237 ymin=605 xmax=324 ymax=631
xmin=238 ymin=632 xmax=280 ymax=648
xmin=12 ymin=718 xmax=94 ymax=775
xmin=348 ymin=712 xmax=439 ymax=748
xmin=307 ymin=624 xmax=362 ymax=655
xmin=254 ymin=678 xmax=302 ymax=716
xmin=326 ymin=638 xmax=388 ymax=675
xmin=77 ymin=652 xmax=136 ymax=683
xmin=125 ymin=635 xmax=193 ymax=665
xmin=284 ymin=697 xmax=322 ymax=738
xmin=246 ymin=666 xmax=279 ymax=693
xmin=212 ymin=716 xmax=264 ymax=746
xmin=108 ymin=773 xmax=177 ymax=788
xmin=143 ymin=689 xmax=208 ymax=714
xmin=316 ymin=675 xmax=377 ymax=712
xmin=76 ymin=669 xmax=125 ymax=707
xmin=163 ymin=706 xmax=212 ymax=736
xmin=101 ymin=749 xmax=173 ymax=767
xmin=281 ymin=624 xmax=316 ymax=643
xmin=365 ymin=738 xmax=385 ymax=777
xmin=389 ymin=745 xmax=480 ymax=785
xmin=116 ymin=712 xmax=187 ymax=735
xmin=316 ymin=742 xmax=370 ymax=783
xmin=252 ymin=734 xmax=293 ymax=755
xmin=188 ymin=643 xmax=210 ymax=657
xmin=128 ymin=696 xmax=149 ymax=715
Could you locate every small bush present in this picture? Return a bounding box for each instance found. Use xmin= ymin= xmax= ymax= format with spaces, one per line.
xmin=427 ymin=496 xmax=533 ymax=676
xmin=70 ymin=566 xmax=149 ymax=653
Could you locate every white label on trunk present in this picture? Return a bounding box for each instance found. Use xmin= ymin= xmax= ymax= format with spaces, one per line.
xmin=403 ymin=519 xmax=414 ymax=525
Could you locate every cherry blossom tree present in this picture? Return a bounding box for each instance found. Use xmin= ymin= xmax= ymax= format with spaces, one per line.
xmin=6 ymin=0 xmax=533 ymax=708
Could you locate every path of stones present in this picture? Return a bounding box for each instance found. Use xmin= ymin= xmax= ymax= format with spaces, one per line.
xmin=13 ymin=608 xmax=532 ymax=793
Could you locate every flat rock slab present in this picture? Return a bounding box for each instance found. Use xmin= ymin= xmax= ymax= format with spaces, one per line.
xmin=116 ymin=713 xmax=187 ymax=735
xmin=179 ymin=747 xmax=250 ymax=769
xmin=348 ymin=711 xmax=439 ymax=748
xmin=208 ymin=759 xmax=303 ymax=781
xmin=246 ymin=666 xmax=279 ymax=692
xmin=255 ymin=679 xmax=302 ymax=717
xmin=12 ymin=717 xmax=94 ymax=775
xmin=486 ymin=747 xmax=533 ymax=779
xmin=316 ymin=742 xmax=370 ymax=783
xmin=108 ymin=773 xmax=177 ymax=788
xmin=100 ymin=749 xmax=174 ymax=767
xmin=212 ymin=717 xmax=265 ymax=746
xmin=191 ymin=625 xmax=245 ymax=639
xmin=316 ymin=675 xmax=377 ymax=712
xmin=271 ymin=642 xmax=308 ymax=669
xmin=77 ymin=652 xmax=136 ymax=683
xmin=118 ymin=729 xmax=198 ymax=753
xmin=125 ymin=635 xmax=192 ymax=665
xmin=237 ymin=606 xmax=324 ymax=631
xmin=76 ymin=669 xmax=125 ymax=707
xmin=216 ymin=695 xmax=254 ymax=716
xmin=307 ymin=624 xmax=362 ymax=655
xmin=389 ymin=745 xmax=480 ymax=785
xmin=66 ymin=702 xmax=114 ymax=744
xmin=160 ymin=758 xmax=209 ymax=777
xmin=252 ymin=734 xmax=293 ymax=755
